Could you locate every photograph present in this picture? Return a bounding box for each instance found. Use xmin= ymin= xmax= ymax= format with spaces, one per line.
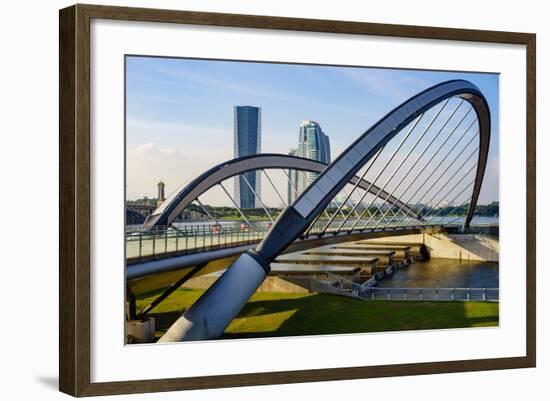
xmin=124 ymin=56 xmax=500 ymax=344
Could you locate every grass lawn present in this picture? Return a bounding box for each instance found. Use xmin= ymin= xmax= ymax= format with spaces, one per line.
xmin=136 ymin=288 xmax=499 ymax=340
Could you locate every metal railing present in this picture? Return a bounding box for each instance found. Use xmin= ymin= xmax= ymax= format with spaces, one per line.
xmin=303 ymin=271 xmax=498 ymax=302
xmin=125 ymin=223 xmax=270 ymax=260
xmin=359 ymin=287 xmax=499 ymax=301
xmin=125 ymin=218 xmax=462 ymax=261
xmin=322 ymin=271 xmax=378 ymax=296
xmin=304 ymin=217 xmax=455 ymax=236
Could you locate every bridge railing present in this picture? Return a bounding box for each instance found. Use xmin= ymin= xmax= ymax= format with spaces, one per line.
xmin=305 ymin=215 xmax=427 ymax=235
xmin=125 ymin=219 xmax=462 ymax=261
xmin=125 ymin=223 xmax=271 ymax=261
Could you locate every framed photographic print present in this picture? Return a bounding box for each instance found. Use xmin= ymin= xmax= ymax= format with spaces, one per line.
xmin=59 ymin=4 xmax=536 ymax=397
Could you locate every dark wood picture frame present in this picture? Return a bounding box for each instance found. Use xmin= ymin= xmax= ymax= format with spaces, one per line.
xmin=59 ymin=3 xmax=536 ymax=397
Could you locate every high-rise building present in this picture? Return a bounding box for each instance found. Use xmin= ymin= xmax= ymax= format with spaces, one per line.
xmin=295 ymin=120 xmax=331 ymax=196
xmin=233 ymin=106 xmax=261 ymax=209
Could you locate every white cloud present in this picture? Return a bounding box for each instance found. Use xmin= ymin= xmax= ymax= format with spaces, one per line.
xmin=127 ymin=140 xmax=233 ymax=202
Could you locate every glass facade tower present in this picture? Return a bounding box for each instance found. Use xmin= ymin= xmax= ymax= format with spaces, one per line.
xmin=233 ymin=106 xmax=262 ymax=209
xmin=290 ymin=120 xmax=331 ymax=202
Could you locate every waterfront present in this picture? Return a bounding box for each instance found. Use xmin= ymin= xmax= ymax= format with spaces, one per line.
xmin=377 ymin=258 xmax=499 ymax=289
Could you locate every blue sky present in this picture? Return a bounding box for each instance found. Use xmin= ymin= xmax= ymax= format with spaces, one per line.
xmin=126 ymin=56 xmax=499 ymax=206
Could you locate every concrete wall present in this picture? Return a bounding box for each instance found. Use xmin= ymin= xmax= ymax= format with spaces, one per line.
xmin=125 ymin=317 xmax=156 ymax=344
xmin=184 ymin=274 xmax=314 ymax=293
xmin=257 ymin=276 xmax=311 ymax=293
xmin=184 ymin=274 xmax=361 ymax=297
xmin=367 ymin=233 xmax=499 ymax=262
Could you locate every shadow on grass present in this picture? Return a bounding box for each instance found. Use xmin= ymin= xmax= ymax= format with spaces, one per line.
xmin=138 ymin=288 xmax=499 ymax=341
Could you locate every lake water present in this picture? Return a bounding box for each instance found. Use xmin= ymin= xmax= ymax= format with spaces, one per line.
xmin=377 ymin=258 xmax=499 ymax=289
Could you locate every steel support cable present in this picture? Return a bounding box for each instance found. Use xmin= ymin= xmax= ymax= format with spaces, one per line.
xmin=358 ymin=99 xmax=454 ymax=231
xmin=402 ymin=151 xmax=478 ymax=227
xmin=312 ymin=194 xmax=352 ymax=236
xmin=407 ymin=131 xmax=479 ymax=225
xmin=432 ymin=196 xmax=474 ymax=226
xmin=385 ymin=120 xmax=478 ymax=227
xmin=401 ymin=139 xmax=479 ymax=227
xmin=408 ymin=162 xmax=478 ymax=227
xmin=387 ymin=208 xmax=409 ymax=227
xmin=370 ymin=101 xmax=467 ymax=229
xmin=331 ymin=194 xmax=354 ymax=223
xmin=373 ymin=106 xmax=474 ymax=229
xmin=304 ymin=210 xmax=324 ymax=236
xmin=345 ymin=108 xmax=432 ymax=233
xmin=218 ymin=182 xmax=255 ymax=230
xmin=424 ymin=177 xmax=477 ymax=225
xmin=443 ymin=197 xmax=478 ymax=226
xmin=305 ymin=148 xmax=385 ymax=237
xmin=379 ymin=206 xmax=400 ymax=227
xmin=262 ymin=169 xmax=287 ymax=207
xmin=283 ymin=168 xmax=299 ymax=199
xmin=241 ymin=174 xmax=274 ymax=223
xmin=352 ymin=100 xmax=451 ymax=232
xmin=306 ymin=197 xmax=347 ymax=236
xmin=341 ymin=186 xmax=363 ymax=220
xmin=196 ymin=198 xmax=221 ymax=226
xmin=320 ymin=145 xmax=388 ymax=234
xmin=329 ymin=112 xmax=428 ymax=235
xmin=330 ymin=147 xmax=388 ymax=233
xmin=378 ymin=110 xmax=475 ymax=229
xmin=303 ymin=154 xmax=384 ymax=236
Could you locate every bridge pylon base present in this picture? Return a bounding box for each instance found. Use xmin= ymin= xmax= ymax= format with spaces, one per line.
xmin=158 ymin=252 xmax=267 ymax=342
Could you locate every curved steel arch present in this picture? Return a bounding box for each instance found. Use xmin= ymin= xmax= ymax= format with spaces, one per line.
xmin=159 ymin=80 xmax=491 ymax=342
xmin=142 ymin=153 xmax=417 ymax=229
xmin=254 ymin=79 xmax=490 ymax=264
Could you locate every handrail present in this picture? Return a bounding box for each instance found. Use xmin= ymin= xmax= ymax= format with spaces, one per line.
xmin=125 ymin=219 xmax=464 ymax=261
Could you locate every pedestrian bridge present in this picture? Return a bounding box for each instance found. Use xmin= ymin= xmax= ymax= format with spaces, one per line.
xmin=126 ymin=79 xmax=492 ymax=342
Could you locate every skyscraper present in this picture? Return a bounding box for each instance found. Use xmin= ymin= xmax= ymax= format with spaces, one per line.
xmin=233 ymin=106 xmax=262 ymax=209
xmin=292 ymin=120 xmax=331 ymax=199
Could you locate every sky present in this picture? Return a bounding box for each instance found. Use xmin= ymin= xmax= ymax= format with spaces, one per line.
xmin=126 ymin=56 xmax=499 ymax=207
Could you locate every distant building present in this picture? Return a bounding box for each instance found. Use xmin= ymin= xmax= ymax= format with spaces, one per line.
xmin=233 ymin=106 xmax=262 ymax=209
xmin=294 ymin=120 xmax=331 ymax=197
xmin=126 ymin=180 xmax=209 ymax=226
xmin=156 ymin=180 xmax=165 ymax=207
